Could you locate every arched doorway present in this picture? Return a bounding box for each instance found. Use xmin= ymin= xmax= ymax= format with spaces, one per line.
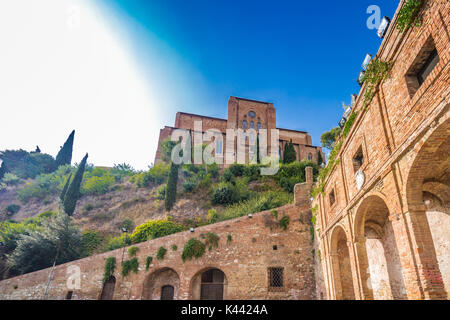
xmin=330 ymin=226 xmax=355 ymax=300
xmin=354 ymin=195 xmax=407 ymax=300
xmin=405 ymin=117 xmax=449 ymax=298
xmin=142 ymin=268 xmax=180 ymax=300
xmin=99 ymin=276 xmax=116 ymax=300
xmin=190 ymin=268 xmax=227 ymax=300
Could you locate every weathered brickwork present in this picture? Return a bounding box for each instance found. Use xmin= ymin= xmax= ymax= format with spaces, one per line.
xmin=154 ymin=96 xmax=323 ymax=165
xmin=0 ymin=172 xmax=316 ymax=300
xmin=314 ymin=0 xmax=449 ymax=300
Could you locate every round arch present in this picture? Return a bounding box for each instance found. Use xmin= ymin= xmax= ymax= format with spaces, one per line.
xmin=189 ymin=267 xmax=228 ymax=300
xmin=353 ymin=194 xmax=406 ymax=300
xmin=329 ymin=225 xmax=356 ymax=300
xmin=142 ymin=267 xmax=180 ymax=300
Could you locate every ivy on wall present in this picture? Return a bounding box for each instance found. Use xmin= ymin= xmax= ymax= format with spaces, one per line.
xmin=121 ymin=257 xmax=139 ymax=277
xmin=396 ymin=0 xmax=423 ymax=32
xmin=103 ymin=257 xmax=116 ymax=283
xmin=181 ymin=238 xmax=206 ymax=262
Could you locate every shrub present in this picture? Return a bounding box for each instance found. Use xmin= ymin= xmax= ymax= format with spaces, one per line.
xmin=221 ymin=169 xmax=233 ymax=182
xmin=156 ymin=247 xmax=167 ymax=260
xmin=121 ymin=218 xmax=134 ymax=233
xmin=171 ymin=244 xmax=178 ymax=251
xmin=207 ymin=209 xmax=219 ymax=224
xmin=182 ymin=177 xmax=197 ymax=193
xmin=181 ymin=238 xmax=206 ymax=262
xmin=130 ymin=163 xmax=169 ymax=187
xmin=128 ymin=246 xmax=139 ymax=257
xmin=212 ymin=182 xmax=235 ymax=205
xmin=228 ymin=164 xmax=245 ymax=177
xmin=243 ymin=164 xmax=260 ymax=181
xmin=145 ymin=256 xmax=153 ymax=270
xmin=130 ymin=218 xmax=185 ymax=244
xmin=220 ymin=190 xmax=293 ymax=221
xmin=110 ymin=163 xmax=135 ymax=181
xmin=81 ymin=230 xmax=103 ymax=256
xmin=275 ymin=161 xmax=319 ymax=192
xmin=5 ymin=204 xmax=20 ymax=216
xmin=105 ymin=233 xmax=131 ymax=251
xmin=82 ymin=174 xmax=115 ymax=195
xmin=83 ymin=203 xmax=94 ymax=212
xmin=156 ymin=184 xmax=166 ymax=200
xmin=121 ymin=257 xmax=139 ymax=277
xmin=207 ymin=163 xmax=219 ymax=178
xmin=227 ymin=234 xmax=232 ymax=244
xmin=2 ymin=173 xmax=22 ymax=186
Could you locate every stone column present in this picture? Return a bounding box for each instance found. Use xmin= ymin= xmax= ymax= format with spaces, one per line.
xmin=353 ymin=236 xmax=374 ymax=300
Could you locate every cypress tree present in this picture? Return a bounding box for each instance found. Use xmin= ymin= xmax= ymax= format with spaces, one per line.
xmin=283 ymin=140 xmax=296 ymax=164
xmin=55 ymin=130 xmax=75 ymax=167
xmin=256 ymin=134 xmax=260 ymax=164
xmin=0 ymin=161 xmax=5 ymax=181
xmin=317 ymin=150 xmax=323 ymax=166
xmin=63 ymin=153 xmax=88 ymax=216
xmin=164 ymin=162 xmax=179 ymax=211
xmin=60 ymin=173 xmax=72 ymax=201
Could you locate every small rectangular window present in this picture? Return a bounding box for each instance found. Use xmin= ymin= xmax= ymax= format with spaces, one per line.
xmin=216 ymin=140 xmax=223 ymax=155
xmin=269 ymin=267 xmax=284 ymax=289
xmin=352 ymin=146 xmax=364 ymax=172
xmin=66 ymin=291 xmax=73 ymax=300
xmin=405 ymin=37 xmax=440 ymax=97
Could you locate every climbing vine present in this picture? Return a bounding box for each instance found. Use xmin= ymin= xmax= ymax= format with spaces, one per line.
xmin=121 ymin=257 xmax=139 ymax=277
xmin=362 ymin=58 xmax=392 ymax=107
xmin=202 ymin=232 xmax=220 ymax=251
xmin=181 ymin=238 xmax=206 ymax=262
xmin=396 ymin=0 xmax=423 ymax=32
xmin=128 ymin=246 xmax=139 ymax=257
xmin=145 ymin=256 xmax=153 ymax=271
xmin=103 ymin=257 xmax=116 ymax=283
xmin=279 ymin=215 xmax=290 ymax=231
xmin=156 ymin=246 xmax=167 ymax=260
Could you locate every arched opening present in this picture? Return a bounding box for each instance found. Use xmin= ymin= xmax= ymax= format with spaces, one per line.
xmin=405 ymin=117 xmax=449 ymax=298
xmin=330 ymin=226 xmax=355 ymax=300
xmin=354 ymin=195 xmax=407 ymax=300
xmin=99 ymin=276 xmax=116 ymax=300
xmin=190 ymin=268 xmax=227 ymax=300
xmin=142 ymin=268 xmax=180 ymax=300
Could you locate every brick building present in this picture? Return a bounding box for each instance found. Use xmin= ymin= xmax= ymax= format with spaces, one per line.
xmin=313 ymin=0 xmax=449 ymax=300
xmin=154 ymin=96 xmax=323 ymax=165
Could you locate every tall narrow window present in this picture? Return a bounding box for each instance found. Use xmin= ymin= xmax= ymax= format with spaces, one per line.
xmin=66 ymin=291 xmax=73 ymax=300
xmin=257 ymin=122 xmax=262 ymax=130
xmin=250 ymin=121 xmax=254 ymax=129
xmin=308 ymin=153 xmax=313 ymax=161
xmin=352 ymin=146 xmax=364 ymax=173
xmin=216 ymin=140 xmax=223 ymax=155
xmin=242 ymin=120 xmax=248 ymax=129
xmin=329 ymin=189 xmax=336 ymax=206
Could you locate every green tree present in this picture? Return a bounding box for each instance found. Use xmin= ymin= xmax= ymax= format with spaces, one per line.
xmin=164 ymin=162 xmax=179 ymax=211
xmin=62 ymin=153 xmax=88 ymax=216
xmin=6 ymin=212 xmax=82 ymax=275
xmin=160 ymin=138 xmax=177 ymax=163
xmin=317 ymin=150 xmax=324 ymax=166
xmin=320 ymin=127 xmax=341 ymax=150
xmin=55 ymin=130 xmax=75 ymax=167
xmin=283 ymin=140 xmax=296 ymax=164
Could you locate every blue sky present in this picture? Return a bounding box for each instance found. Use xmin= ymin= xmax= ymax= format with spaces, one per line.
xmin=0 ymin=0 xmax=399 ymax=169
xmin=93 ymin=0 xmax=398 ymax=144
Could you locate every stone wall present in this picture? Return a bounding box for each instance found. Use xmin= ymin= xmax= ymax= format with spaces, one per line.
xmin=0 ymin=171 xmax=317 ymax=300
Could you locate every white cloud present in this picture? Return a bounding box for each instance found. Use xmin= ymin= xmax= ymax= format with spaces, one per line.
xmin=0 ymin=0 xmax=160 ymax=169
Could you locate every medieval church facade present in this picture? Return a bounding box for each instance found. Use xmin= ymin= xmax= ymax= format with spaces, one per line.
xmin=154 ymin=96 xmax=323 ymax=166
